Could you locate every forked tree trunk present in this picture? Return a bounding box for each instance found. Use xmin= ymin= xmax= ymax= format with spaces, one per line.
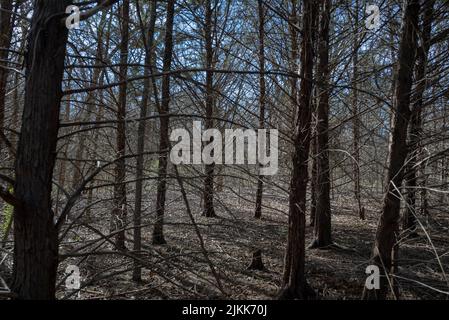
xmin=11 ymin=0 xmax=70 ymax=299
xmin=280 ymin=0 xmax=317 ymax=300
xmin=403 ymin=0 xmax=434 ymax=237
xmin=310 ymin=0 xmax=332 ymax=249
xmin=363 ymin=0 xmax=420 ymax=300
xmin=113 ymin=0 xmax=130 ymax=250
xmin=153 ymin=0 xmax=176 ymax=244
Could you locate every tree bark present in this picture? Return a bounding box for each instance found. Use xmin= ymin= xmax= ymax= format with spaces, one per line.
xmin=153 ymin=0 xmax=176 ymax=244
xmin=11 ymin=0 xmax=70 ymax=299
xmin=363 ymin=0 xmax=421 ymax=300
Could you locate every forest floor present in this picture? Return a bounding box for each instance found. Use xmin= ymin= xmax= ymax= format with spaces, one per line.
xmin=50 ymin=185 xmax=449 ymax=300
xmin=1 ymin=185 xmax=445 ymax=300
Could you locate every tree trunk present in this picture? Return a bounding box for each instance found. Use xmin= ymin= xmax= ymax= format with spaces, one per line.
xmin=310 ymin=130 xmax=317 ymax=226
xmin=254 ymin=0 xmax=266 ymax=220
xmin=249 ymin=0 xmax=267 ymax=272
xmin=288 ymin=0 xmax=299 ymax=132
xmin=133 ymin=0 xmax=157 ymax=281
xmin=11 ymin=0 xmax=70 ymax=299
xmin=153 ymin=0 xmax=176 ymax=245
xmin=247 ymin=249 xmax=265 ymax=271
xmin=403 ymin=0 xmax=434 ymax=237
xmin=280 ymin=0 xmax=317 ymax=300
xmin=0 ymin=0 xmax=14 ymax=154
xmin=283 ymin=0 xmax=299 ymax=283
xmin=310 ymin=0 xmax=332 ymax=249
xmin=202 ymin=0 xmax=217 ymax=218
xmin=351 ymin=0 xmax=364 ymax=220
xmin=112 ymin=0 xmax=130 ymax=250
xmin=363 ymin=0 xmax=420 ymax=300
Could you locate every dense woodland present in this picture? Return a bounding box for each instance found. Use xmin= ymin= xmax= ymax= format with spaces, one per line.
xmin=0 ymin=0 xmax=448 ymax=300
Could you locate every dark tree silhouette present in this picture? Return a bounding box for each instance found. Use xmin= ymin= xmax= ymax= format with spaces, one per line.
xmin=11 ymin=0 xmax=70 ymax=299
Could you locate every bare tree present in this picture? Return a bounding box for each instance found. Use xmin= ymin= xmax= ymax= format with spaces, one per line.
xmin=254 ymin=0 xmax=266 ymax=220
xmin=112 ymin=0 xmax=130 ymax=250
xmin=351 ymin=0 xmax=364 ymax=220
xmin=9 ymin=0 xmax=70 ymax=299
xmin=403 ymin=0 xmax=435 ymax=237
xmin=280 ymin=0 xmax=317 ymax=300
xmin=248 ymin=0 xmax=267 ymax=271
xmin=202 ymin=0 xmax=217 ymax=218
xmin=363 ymin=0 xmax=421 ymax=300
xmin=133 ymin=0 xmax=158 ymax=281
xmin=310 ymin=0 xmax=332 ymax=249
xmin=153 ymin=0 xmax=176 ymax=244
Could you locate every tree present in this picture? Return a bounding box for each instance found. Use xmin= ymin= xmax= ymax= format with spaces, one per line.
xmin=10 ymin=0 xmax=70 ymax=299
xmin=254 ymin=0 xmax=266 ymax=220
xmin=363 ymin=0 xmax=421 ymax=300
xmin=280 ymin=0 xmax=317 ymax=300
xmin=71 ymin=12 xmax=106 ymax=190
xmin=287 ymin=0 xmax=299 ymax=130
xmin=403 ymin=0 xmax=435 ymax=237
xmin=0 ymin=0 xmax=15 ymax=154
xmin=202 ymin=0 xmax=217 ymax=218
xmin=310 ymin=0 xmax=332 ymax=249
xmin=351 ymin=0 xmax=364 ymax=220
xmin=112 ymin=0 xmax=130 ymax=250
xmin=153 ymin=0 xmax=176 ymax=245
xmin=248 ymin=0 xmax=267 ymax=271
xmin=133 ymin=0 xmax=158 ymax=281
